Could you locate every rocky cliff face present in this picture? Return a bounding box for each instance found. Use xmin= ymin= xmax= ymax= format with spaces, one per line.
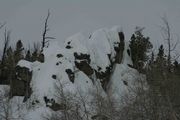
xmin=14 ymin=27 xmax=144 ymax=120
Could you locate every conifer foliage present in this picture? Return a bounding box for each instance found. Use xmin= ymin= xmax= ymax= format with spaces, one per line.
xmin=129 ymin=27 xmax=153 ymax=71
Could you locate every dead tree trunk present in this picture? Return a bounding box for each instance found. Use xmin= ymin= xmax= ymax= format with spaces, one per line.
xmin=41 ymin=10 xmax=55 ymax=51
xmin=160 ymin=16 xmax=179 ymax=70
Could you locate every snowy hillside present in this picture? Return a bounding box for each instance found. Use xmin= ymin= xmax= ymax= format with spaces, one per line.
xmin=1 ymin=27 xmax=145 ymax=120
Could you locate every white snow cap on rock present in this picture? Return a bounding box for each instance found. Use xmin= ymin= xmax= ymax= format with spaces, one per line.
xmin=15 ymin=26 xmax=143 ymax=119
xmin=17 ymin=60 xmax=33 ymax=71
xmin=16 ymin=26 xmax=134 ymax=103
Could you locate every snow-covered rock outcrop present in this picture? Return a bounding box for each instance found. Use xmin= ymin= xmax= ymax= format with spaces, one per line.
xmin=11 ymin=27 xmax=144 ymax=119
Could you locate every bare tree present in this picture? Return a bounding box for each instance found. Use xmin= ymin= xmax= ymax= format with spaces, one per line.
xmin=41 ymin=10 xmax=55 ymax=51
xmin=0 ymin=22 xmax=6 ymax=62
xmin=0 ymin=86 xmax=11 ymax=120
xmin=0 ymin=86 xmax=24 ymax=120
xmin=160 ymin=15 xmax=179 ymax=69
xmin=76 ymin=88 xmax=91 ymax=120
xmin=44 ymin=78 xmax=78 ymax=120
xmin=1 ymin=29 xmax=11 ymax=66
xmin=0 ymin=22 xmax=6 ymax=30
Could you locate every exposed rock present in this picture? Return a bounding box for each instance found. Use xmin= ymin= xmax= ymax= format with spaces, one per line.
xmin=52 ymin=74 xmax=57 ymax=79
xmin=74 ymin=52 xmax=93 ymax=76
xmin=8 ymin=27 xmax=137 ymax=119
xmin=66 ymin=45 xmax=72 ymax=49
xmin=38 ymin=53 xmax=45 ymax=62
xmin=32 ymin=100 xmax=40 ymax=105
xmin=65 ymin=69 xmax=75 ymax=83
xmin=11 ymin=79 xmax=26 ymax=96
xmin=74 ymin=52 xmax=91 ymax=64
xmin=97 ymin=66 xmax=102 ymax=71
xmin=50 ymin=102 xmax=67 ymax=111
xmin=127 ymin=49 xmax=131 ymax=56
xmin=0 ymin=67 xmax=9 ymax=84
xmin=56 ymin=54 xmax=63 ymax=58
xmin=123 ymin=80 xmax=128 ymax=86
xmin=44 ymin=96 xmax=49 ymax=105
xmin=14 ymin=66 xmax=32 ymax=101
xmin=127 ymin=64 xmax=134 ymax=68
xmin=115 ymin=32 xmax=125 ymax=63
xmin=44 ymin=96 xmax=67 ymax=111
xmin=95 ymin=65 xmax=112 ymax=90
xmin=75 ymin=60 xmax=93 ymax=76
xmin=67 ymin=41 xmax=71 ymax=44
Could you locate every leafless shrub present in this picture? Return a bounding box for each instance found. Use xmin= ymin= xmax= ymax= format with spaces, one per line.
xmin=0 ymin=86 xmax=24 ymax=120
xmin=118 ymin=75 xmax=175 ymax=120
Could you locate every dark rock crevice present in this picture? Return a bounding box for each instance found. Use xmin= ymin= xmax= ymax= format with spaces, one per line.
xmin=65 ymin=69 xmax=75 ymax=83
xmin=13 ymin=66 xmax=32 ymax=102
xmin=98 ymin=32 xmax=126 ymax=91
xmin=114 ymin=32 xmax=125 ymax=64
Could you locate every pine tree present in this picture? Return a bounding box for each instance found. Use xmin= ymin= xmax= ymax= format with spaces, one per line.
xmin=32 ymin=50 xmax=38 ymax=62
xmin=25 ymin=50 xmax=31 ymax=61
xmin=157 ymin=45 xmax=164 ymax=58
xmin=129 ymin=27 xmax=153 ymax=71
xmin=156 ymin=45 xmax=167 ymax=68
xmin=150 ymin=52 xmax=154 ymax=65
xmin=0 ymin=47 xmax=15 ymax=84
xmin=14 ymin=40 xmax=24 ymax=64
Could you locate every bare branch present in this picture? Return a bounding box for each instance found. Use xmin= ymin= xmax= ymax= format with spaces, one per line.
xmin=170 ymin=40 xmax=178 ymax=52
xmin=1 ymin=28 xmax=11 ymax=65
xmin=174 ymin=54 xmax=180 ymax=61
xmin=41 ymin=9 xmax=50 ymax=51
xmin=0 ymin=22 xmax=6 ymax=30
xmin=170 ymin=34 xmax=179 ymax=52
xmin=45 ymin=37 xmax=56 ymax=40
xmin=159 ymin=15 xmax=176 ymax=68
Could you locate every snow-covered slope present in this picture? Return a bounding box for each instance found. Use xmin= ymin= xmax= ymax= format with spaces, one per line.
xmin=107 ymin=64 xmax=145 ymax=107
xmin=11 ymin=27 xmax=144 ymax=120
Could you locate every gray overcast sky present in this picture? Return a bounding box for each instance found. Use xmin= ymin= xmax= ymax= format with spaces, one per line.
xmin=0 ymin=0 xmax=180 ymax=53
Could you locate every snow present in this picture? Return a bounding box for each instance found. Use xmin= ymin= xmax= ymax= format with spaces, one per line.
xmin=122 ymin=41 xmax=133 ymax=65
xmin=10 ymin=96 xmax=26 ymax=119
xmin=74 ymin=71 xmax=93 ymax=93
xmin=0 ymin=85 xmax=26 ymax=120
xmin=64 ymin=32 xmax=89 ymax=54
xmin=29 ymin=32 xmax=107 ymax=103
xmin=87 ymin=28 xmax=122 ymax=71
xmin=4 ymin=26 xmax=145 ymax=119
xmin=0 ymin=85 xmax=10 ymax=96
xmin=107 ymin=63 xmax=145 ymax=108
xmin=24 ymin=107 xmax=52 ymax=120
xmin=17 ymin=60 xmax=33 ymax=71
xmin=88 ymin=29 xmax=111 ymax=72
xmin=27 ymin=27 xmax=125 ymax=103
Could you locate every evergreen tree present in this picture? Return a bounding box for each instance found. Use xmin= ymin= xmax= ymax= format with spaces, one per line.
xmin=0 ymin=47 xmax=15 ymax=84
xmin=6 ymin=47 xmax=16 ymax=92
xmin=14 ymin=40 xmax=24 ymax=64
xmin=154 ymin=45 xmax=167 ymax=74
xmin=32 ymin=50 xmax=38 ymax=62
xmin=129 ymin=27 xmax=153 ymax=70
xmin=150 ymin=52 xmax=154 ymax=65
xmin=157 ymin=45 xmax=164 ymax=58
xmin=25 ymin=50 xmax=31 ymax=61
